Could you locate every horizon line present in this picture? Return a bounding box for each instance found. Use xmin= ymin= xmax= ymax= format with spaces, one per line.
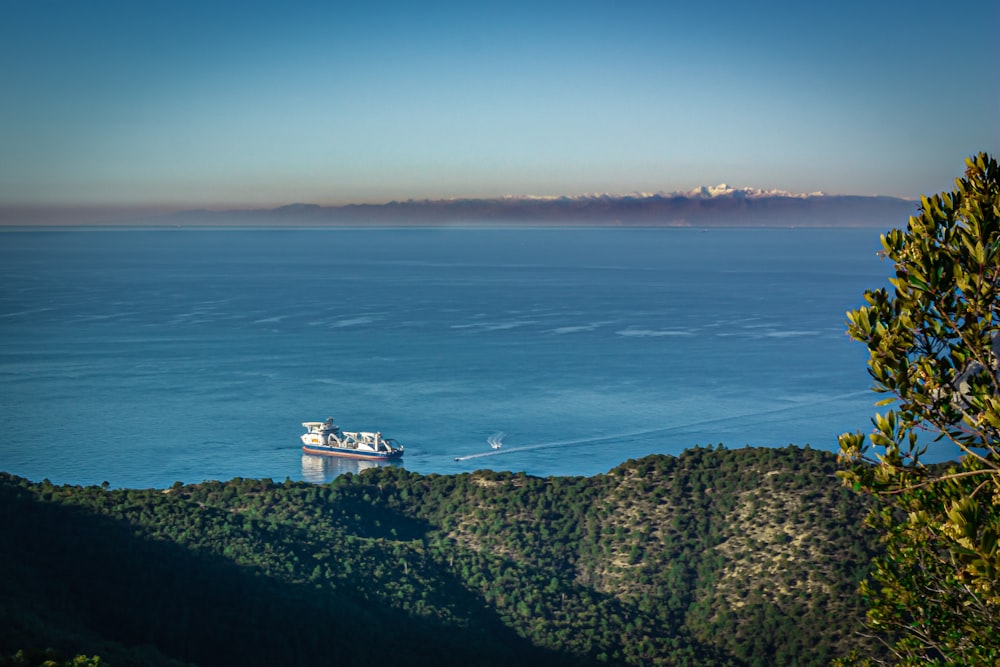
xmin=0 ymin=186 xmax=917 ymax=214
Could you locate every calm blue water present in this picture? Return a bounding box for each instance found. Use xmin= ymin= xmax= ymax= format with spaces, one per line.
xmin=1 ymin=227 xmax=892 ymax=488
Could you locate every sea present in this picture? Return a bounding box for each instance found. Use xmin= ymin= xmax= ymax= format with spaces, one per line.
xmin=0 ymin=226 xmax=899 ymax=489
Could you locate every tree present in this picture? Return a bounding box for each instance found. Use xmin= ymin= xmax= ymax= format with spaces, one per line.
xmin=837 ymin=152 xmax=1000 ymax=665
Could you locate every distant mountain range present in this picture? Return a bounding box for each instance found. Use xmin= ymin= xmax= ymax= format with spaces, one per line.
xmin=4 ymin=185 xmax=907 ymax=228
xmin=153 ymin=185 xmax=916 ymax=228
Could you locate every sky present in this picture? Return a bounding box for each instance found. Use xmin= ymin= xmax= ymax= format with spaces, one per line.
xmin=1 ymin=0 xmax=997 ymax=214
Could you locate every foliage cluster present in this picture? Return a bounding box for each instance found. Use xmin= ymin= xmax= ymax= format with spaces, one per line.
xmin=2 ymin=446 xmax=877 ymax=666
xmin=838 ymin=152 xmax=999 ymax=665
xmin=0 ymin=650 xmax=107 ymax=667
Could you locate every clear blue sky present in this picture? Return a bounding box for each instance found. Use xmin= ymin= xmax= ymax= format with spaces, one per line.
xmin=1 ymin=0 xmax=997 ymax=210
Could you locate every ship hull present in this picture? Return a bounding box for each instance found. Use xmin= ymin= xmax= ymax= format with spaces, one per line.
xmin=301 ymin=444 xmax=404 ymax=460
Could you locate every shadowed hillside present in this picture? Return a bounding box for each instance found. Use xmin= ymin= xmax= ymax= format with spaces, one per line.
xmin=0 ymin=446 xmax=880 ymax=666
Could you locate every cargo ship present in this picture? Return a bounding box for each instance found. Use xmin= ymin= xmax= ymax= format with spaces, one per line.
xmin=300 ymin=418 xmax=404 ymax=460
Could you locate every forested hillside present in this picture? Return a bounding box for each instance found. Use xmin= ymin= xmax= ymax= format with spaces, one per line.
xmin=0 ymin=446 xmax=880 ymax=666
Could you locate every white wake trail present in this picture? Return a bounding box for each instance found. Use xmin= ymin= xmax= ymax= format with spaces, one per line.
xmin=452 ymin=390 xmax=870 ymax=462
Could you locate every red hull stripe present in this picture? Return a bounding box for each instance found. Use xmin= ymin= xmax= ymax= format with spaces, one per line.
xmin=301 ymin=445 xmax=403 ymax=460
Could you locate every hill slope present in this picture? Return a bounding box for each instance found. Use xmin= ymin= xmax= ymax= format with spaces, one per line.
xmin=0 ymin=446 xmax=879 ymax=666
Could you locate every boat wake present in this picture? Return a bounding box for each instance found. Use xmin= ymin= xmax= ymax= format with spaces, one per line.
xmin=452 ymin=391 xmax=870 ymax=462
xmin=487 ymin=432 xmax=506 ymax=449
